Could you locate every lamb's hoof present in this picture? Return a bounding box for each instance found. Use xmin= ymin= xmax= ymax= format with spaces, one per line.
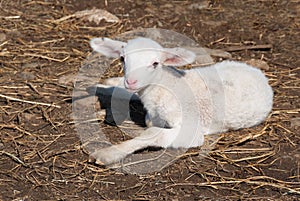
xmin=89 ymin=146 xmax=127 ymax=166
xmin=88 ymin=154 xmax=105 ymax=166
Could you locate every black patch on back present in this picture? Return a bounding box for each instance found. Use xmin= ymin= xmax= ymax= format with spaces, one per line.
xmin=162 ymin=66 xmax=186 ymax=78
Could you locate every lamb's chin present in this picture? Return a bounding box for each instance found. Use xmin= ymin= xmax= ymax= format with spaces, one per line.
xmin=126 ymin=85 xmax=147 ymax=93
xmin=125 ymin=87 xmax=140 ymax=93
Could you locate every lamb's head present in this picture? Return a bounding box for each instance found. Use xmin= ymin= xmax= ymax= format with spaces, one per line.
xmin=90 ymin=37 xmax=196 ymax=91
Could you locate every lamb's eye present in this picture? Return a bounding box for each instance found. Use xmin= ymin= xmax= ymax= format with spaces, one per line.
xmin=152 ymin=62 xmax=159 ymax=68
xmin=120 ymin=56 xmax=125 ymax=62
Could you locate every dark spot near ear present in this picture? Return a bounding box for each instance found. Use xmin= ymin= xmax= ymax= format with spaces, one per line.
xmin=162 ymin=66 xmax=186 ymax=77
xmin=153 ymin=61 xmax=159 ymax=69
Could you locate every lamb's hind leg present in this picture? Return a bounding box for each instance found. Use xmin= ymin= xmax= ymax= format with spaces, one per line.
xmin=90 ymin=127 xmax=180 ymax=165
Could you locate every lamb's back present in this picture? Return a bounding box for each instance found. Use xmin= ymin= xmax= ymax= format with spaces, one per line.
xmin=187 ymin=60 xmax=273 ymax=132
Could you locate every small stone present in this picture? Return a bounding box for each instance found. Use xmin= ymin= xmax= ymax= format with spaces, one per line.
xmin=290 ymin=117 xmax=300 ymax=129
xmin=202 ymin=20 xmax=227 ymax=27
xmin=22 ymin=62 xmax=39 ymax=69
xmin=0 ymin=142 xmax=4 ymax=149
xmin=58 ymin=74 xmax=77 ymax=85
xmin=0 ymin=33 xmax=6 ymax=42
xmin=17 ymin=71 xmax=36 ymax=80
xmin=23 ymin=113 xmax=36 ymax=121
xmin=7 ymin=29 xmax=21 ymax=39
xmin=246 ymin=59 xmax=270 ymax=70
xmin=188 ymin=1 xmax=210 ymax=10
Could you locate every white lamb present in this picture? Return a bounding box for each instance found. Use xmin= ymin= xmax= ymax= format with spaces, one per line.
xmin=89 ymin=37 xmax=273 ymax=165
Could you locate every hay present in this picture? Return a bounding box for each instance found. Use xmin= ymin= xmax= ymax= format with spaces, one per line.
xmin=0 ymin=0 xmax=299 ymax=200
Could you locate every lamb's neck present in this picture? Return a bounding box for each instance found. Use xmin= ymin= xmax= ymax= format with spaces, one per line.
xmin=137 ymin=66 xmax=182 ymax=97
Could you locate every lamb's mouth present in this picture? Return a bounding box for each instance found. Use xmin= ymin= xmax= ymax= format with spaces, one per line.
xmin=125 ymin=85 xmax=146 ymax=93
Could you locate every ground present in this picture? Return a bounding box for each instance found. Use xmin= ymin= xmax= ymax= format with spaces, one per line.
xmin=0 ymin=0 xmax=299 ymax=200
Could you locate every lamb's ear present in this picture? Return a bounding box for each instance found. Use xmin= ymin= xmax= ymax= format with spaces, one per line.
xmin=162 ymin=48 xmax=196 ymax=66
xmin=90 ymin=38 xmax=127 ymax=58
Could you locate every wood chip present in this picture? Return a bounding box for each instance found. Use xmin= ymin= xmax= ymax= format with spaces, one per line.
xmin=203 ymin=47 xmax=232 ymax=59
xmin=74 ymin=8 xmax=120 ymax=24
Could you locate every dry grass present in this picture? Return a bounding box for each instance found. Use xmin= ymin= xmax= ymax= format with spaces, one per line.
xmin=0 ymin=0 xmax=299 ymax=200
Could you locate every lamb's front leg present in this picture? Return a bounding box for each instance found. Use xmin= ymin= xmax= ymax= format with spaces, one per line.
xmin=89 ymin=78 xmax=145 ymax=126
xmin=90 ymin=126 xmax=180 ymax=165
xmin=86 ymin=77 xmax=125 ymax=106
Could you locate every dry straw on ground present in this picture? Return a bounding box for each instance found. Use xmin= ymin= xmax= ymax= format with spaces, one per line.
xmin=0 ymin=0 xmax=299 ymax=200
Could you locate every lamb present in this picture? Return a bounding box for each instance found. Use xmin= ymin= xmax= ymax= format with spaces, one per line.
xmin=89 ymin=37 xmax=273 ymax=165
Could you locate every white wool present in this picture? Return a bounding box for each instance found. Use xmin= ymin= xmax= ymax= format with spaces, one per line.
xmin=89 ymin=37 xmax=273 ymax=165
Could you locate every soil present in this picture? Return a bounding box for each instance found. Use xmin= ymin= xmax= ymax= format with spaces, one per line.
xmin=0 ymin=0 xmax=299 ymax=200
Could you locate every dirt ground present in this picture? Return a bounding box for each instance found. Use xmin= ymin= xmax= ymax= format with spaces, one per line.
xmin=0 ymin=0 xmax=299 ymax=200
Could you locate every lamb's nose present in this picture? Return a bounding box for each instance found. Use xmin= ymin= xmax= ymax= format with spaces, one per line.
xmin=126 ymin=79 xmax=137 ymax=86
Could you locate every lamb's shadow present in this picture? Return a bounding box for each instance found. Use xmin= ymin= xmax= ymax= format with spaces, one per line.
xmin=86 ymin=85 xmax=147 ymax=127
